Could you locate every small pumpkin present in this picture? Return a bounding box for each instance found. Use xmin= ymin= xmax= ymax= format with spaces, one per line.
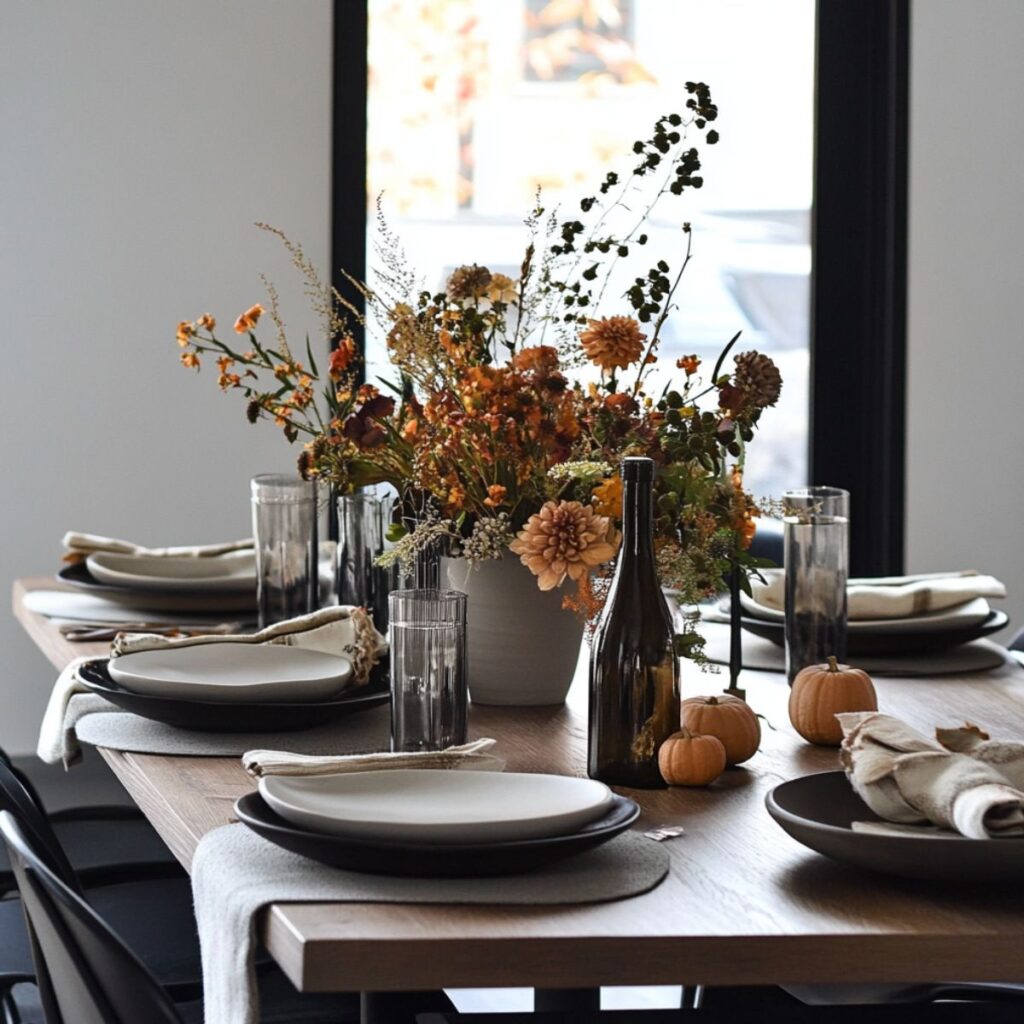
xmin=789 ymin=656 xmax=878 ymax=746
xmin=657 ymin=727 xmax=727 ymax=786
xmin=681 ymin=693 xmax=761 ymax=766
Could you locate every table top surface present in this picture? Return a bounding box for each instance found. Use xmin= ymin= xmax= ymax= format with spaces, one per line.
xmin=13 ymin=575 xmax=1024 ymax=992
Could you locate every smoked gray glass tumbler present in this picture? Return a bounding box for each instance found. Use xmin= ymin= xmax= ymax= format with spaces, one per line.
xmin=783 ymin=486 xmax=849 ymax=683
xmin=251 ymin=474 xmax=317 ymax=628
xmin=389 ymin=589 xmax=468 ymax=752
xmin=336 ymin=492 xmax=386 ymax=630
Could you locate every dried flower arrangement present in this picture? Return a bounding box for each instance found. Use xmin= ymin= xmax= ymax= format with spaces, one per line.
xmin=177 ymin=82 xmax=781 ymax=649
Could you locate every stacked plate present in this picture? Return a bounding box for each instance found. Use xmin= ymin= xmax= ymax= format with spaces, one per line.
xmin=235 ymin=769 xmax=640 ymax=877
xmin=728 ymin=570 xmax=1008 ymax=656
xmin=59 ymin=551 xmax=258 ymax=614
xmin=79 ymin=643 xmax=386 ymax=732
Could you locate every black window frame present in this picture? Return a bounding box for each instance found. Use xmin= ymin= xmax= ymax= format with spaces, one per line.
xmin=331 ymin=0 xmax=910 ymax=576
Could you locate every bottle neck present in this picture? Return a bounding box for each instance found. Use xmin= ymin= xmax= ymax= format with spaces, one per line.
xmin=620 ymin=478 xmax=656 ymax=568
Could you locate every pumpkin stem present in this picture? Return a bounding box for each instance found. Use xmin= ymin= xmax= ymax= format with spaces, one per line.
xmin=827 ymin=655 xmax=840 ymax=672
xmin=679 ymin=726 xmax=695 ymax=740
xmin=706 ymin=696 xmax=719 ymax=705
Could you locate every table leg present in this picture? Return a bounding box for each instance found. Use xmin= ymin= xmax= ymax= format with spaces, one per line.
xmin=533 ymin=987 xmax=601 ymax=1013
xmin=359 ymin=989 xmax=456 ymax=1024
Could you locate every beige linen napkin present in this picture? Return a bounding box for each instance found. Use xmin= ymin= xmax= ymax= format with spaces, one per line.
xmin=750 ymin=568 xmax=1005 ymax=620
xmin=112 ymin=605 xmax=386 ymax=685
xmin=62 ymin=531 xmax=253 ymax=562
xmin=838 ymin=712 xmax=1024 ymax=838
xmin=242 ymin=738 xmax=505 ymax=778
xmin=36 ymin=656 xmax=96 ymax=766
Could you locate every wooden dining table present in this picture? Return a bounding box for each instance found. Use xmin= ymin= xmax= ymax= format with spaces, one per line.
xmin=12 ymin=575 xmax=1024 ymax=998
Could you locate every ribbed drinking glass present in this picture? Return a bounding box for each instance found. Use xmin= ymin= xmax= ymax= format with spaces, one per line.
xmin=251 ymin=475 xmax=317 ymax=629
xmin=388 ymin=589 xmax=468 ymax=752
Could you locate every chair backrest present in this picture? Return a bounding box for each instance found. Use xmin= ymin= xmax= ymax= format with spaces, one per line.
xmin=0 ymin=811 xmax=183 ymax=1024
xmin=0 ymin=760 xmax=78 ymax=891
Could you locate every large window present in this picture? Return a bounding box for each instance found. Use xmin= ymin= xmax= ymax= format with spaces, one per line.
xmin=365 ymin=0 xmax=815 ymax=499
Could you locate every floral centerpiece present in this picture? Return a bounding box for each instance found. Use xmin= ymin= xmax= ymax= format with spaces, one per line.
xmin=177 ymin=82 xmax=780 ymax=699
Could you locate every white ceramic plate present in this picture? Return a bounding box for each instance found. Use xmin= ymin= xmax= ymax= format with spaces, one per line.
xmin=259 ymin=769 xmax=614 ymax=844
xmin=108 ymin=643 xmax=352 ymax=703
xmin=86 ymin=551 xmax=256 ymax=593
xmin=736 ymin=593 xmax=993 ymax=634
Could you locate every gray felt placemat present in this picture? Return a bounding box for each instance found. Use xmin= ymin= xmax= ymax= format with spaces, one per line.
xmin=699 ymin=619 xmax=1007 ymax=676
xmin=73 ymin=697 xmax=390 ymax=757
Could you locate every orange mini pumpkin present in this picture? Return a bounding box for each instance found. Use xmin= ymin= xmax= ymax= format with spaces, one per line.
xmin=657 ymin=727 xmax=727 ymax=786
xmin=789 ymin=656 xmax=878 ymax=746
xmin=681 ymin=693 xmax=761 ymax=766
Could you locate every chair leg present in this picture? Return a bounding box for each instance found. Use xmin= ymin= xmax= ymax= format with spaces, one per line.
xmin=680 ymin=984 xmax=704 ymax=1009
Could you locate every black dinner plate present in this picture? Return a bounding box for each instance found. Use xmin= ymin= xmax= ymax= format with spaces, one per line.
xmin=767 ymin=771 xmax=1024 ymax=883
xmin=78 ymin=659 xmax=389 ymax=733
xmin=740 ymin=608 xmax=1009 ymax=656
xmin=234 ymin=790 xmax=640 ymax=877
xmin=58 ymin=561 xmax=257 ymax=615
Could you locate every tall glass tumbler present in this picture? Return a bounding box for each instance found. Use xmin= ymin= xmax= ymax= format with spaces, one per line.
xmin=251 ymin=475 xmax=318 ymax=629
xmin=336 ymin=492 xmax=386 ymax=629
xmin=389 ymin=589 xmax=468 ymax=752
xmin=783 ymin=487 xmax=850 ymax=683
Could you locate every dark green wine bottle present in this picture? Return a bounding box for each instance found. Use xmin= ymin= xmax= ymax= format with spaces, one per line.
xmin=588 ymin=456 xmax=679 ymax=788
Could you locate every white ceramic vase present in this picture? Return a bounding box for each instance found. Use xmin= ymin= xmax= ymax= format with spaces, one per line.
xmin=442 ymin=553 xmax=585 ymax=706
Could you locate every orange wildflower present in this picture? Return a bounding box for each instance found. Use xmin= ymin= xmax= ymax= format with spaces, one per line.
xmin=401 ymin=418 xmax=419 ymax=441
xmin=180 ymin=351 xmax=200 ymax=369
xmin=329 ymin=336 xmax=357 ymax=377
xmin=579 ymin=316 xmax=646 ymax=372
xmin=730 ymin=466 xmax=759 ymax=550
xmin=447 ymin=483 xmax=466 ymax=508
xmin=676 ymin=354 xmax=700 ymax=375
xmin=604 ymin=392 xmax=639 ymax=416
xmin=233 ymin=303 xmax=263 ymax=334
xmin=176 ymin=321 xmax=196 ymax=346
xmin=591 ymin=475 xmax=623 ymax=518
xmin=512 ymin=346 xmax=559 ymax=375
xmin=483 ymin=484 xmax=507 ymax=508
xmin=197 ymin=313 xmax=216 ymax=332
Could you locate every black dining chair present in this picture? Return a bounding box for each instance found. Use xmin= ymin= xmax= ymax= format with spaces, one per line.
xmin=0 ymin=757 xmax=204 ymax=1010
xmin=0 ymin=810 xmax=369 ymax=1024
xmin=0 ymin=766 xmax=455 ymax=1024
xmin=0 ymin=746 xmax=179 ymax=898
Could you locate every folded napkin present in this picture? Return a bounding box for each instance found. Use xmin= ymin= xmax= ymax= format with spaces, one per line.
xmin=838 ymin=712 xmax=1024 ymax=838
xmin=241 ymin=738 xmax=504 ymax=778
xmin=36 ymin=656 xmax=99 ymax=767
xmin=112 ymin=605 xmax=386 ymax=686
xmin=62 ymin=531 xmax=252 ymax=563
xmin=751 ymin=568 xmax=1005 ymax=620
xmin=37 ymin=607 xmax=386 ymax=767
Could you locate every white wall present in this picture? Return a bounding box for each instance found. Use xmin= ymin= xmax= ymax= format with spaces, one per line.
xmin=0 ymin=2 xmax=333 ymax=752
xmin=906 ymin=0 xmax=1024 ymax=640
